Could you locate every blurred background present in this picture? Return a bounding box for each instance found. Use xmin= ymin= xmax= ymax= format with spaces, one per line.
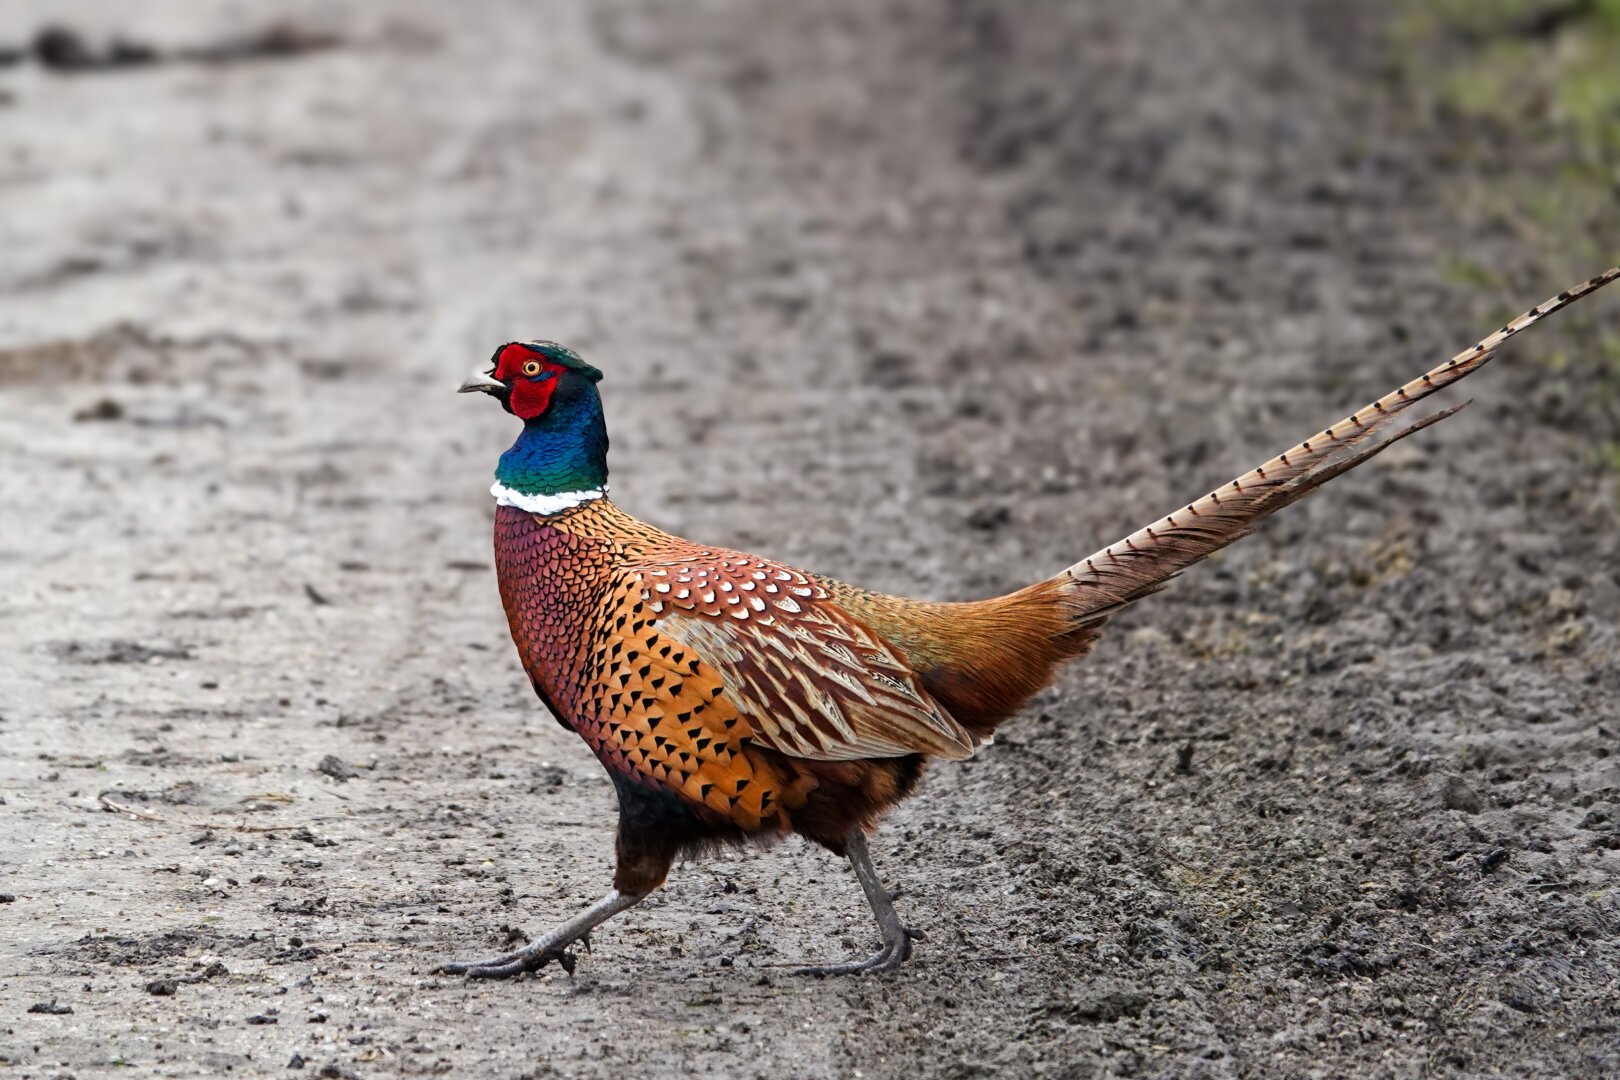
xmin=1 ymin=1 xmax=1616 ymax=1077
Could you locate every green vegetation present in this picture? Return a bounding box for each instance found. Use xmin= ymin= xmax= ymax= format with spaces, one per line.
xmin=1396 ymin=0 xmax=1620 ymax=246
xmin=1397 ymin=0 xmax=1620 ymax=171
xmin=1398 ymin=0 xmax=1620 ymax=473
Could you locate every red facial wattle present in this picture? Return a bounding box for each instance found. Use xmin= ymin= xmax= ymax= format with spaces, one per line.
xmin=493 ymin=344 xmax=568 ymax=420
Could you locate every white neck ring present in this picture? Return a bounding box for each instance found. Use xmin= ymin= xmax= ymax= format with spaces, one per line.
xmin=491 ymin=480 xmax=607 ymax=515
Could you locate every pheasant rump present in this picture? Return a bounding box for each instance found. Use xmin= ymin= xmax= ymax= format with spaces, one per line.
xmin=445 ymin=268 xmax=1618 ymax=978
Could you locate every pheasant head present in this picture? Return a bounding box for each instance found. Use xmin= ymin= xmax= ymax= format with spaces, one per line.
xmin=460 ymin=341 xmax=609 ymax=514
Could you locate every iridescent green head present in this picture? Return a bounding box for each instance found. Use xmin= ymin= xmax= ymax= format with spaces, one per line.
xmin=459 ymin=342 xmax=609 ymax=510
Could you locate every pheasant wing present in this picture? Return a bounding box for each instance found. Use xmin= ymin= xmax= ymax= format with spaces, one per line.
xmin=627 ymin=554 xmax=976 ymax=762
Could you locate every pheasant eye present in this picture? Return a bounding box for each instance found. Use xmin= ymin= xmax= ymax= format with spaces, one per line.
xmin=522 ymin=360 xmax=542 ymax=377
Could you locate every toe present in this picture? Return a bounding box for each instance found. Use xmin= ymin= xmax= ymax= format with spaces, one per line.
xmin=437 ymin=944 xmax=530 ymax=976
xmin=465 ymin=958 xmax=532 ymax=980
xmin=439 ymin=945 xmax=565 ymax=980
xmin=793 ymin=935 xmax=913 ymax=977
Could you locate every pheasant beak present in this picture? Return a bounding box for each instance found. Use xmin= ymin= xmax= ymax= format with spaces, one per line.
xmin=458 ymin=370 xmax=507 ymax=397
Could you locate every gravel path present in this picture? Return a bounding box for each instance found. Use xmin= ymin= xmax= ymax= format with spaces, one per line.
xmin=2 ymin=1 xmax=1616 ymax=1077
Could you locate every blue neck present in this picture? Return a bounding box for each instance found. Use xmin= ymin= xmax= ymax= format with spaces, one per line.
xmin=494 ymin=387 xmax=609 ymax=496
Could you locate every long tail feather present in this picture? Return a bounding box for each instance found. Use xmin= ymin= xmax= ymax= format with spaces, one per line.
xmin=1052 ymin=266 xmax=1620 ymax=633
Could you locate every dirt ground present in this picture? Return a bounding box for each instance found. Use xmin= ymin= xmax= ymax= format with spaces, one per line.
xmin=2 ymin=1 xmax=1617 ymax=1077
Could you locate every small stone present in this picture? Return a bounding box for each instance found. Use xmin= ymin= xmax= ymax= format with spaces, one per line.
xmin=28 ymin=1001 xmax=72 ymax=1014
xmin=146 ymin=979 xmax=178 ymax=996
xmin=966 ymin=505 xmax=1011 ymax=531
xmin=1441 ymin=776 xmax=1485 ymax=814
xmin=288 ymin=1052 xmax=306 ymax=1069
xmin=73 ymin=397 xmax=125 ymax=422
xmin=317 ymin=755 xmax=358 ymax=782
xmin=247 ymin=1013 xmax=279 ymax=1025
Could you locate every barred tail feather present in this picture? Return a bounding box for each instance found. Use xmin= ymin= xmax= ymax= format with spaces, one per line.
xmin=1052 ymin=266 xmax=1620 ymax=636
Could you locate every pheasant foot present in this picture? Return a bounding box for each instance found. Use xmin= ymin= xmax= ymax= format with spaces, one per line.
xmin=438 ymin=889 xmax=641 ymax=980
xmin=795 ymin=831 xmax=921 ymax=976
xmin=795 ymin=922 xmax=921 ymax=976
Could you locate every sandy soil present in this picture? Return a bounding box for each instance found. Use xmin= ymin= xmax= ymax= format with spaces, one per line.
xmin=2 ymin=1 xmax=1617 ymax=1077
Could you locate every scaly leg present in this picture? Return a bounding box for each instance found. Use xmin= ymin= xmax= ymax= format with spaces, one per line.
xmin=437 ymin=888 xmax=644 ymax=979
xmin=441 ymin=776 xmax=686 ymax=980
xmin=797 ymin=831 xmax=921 ymax=976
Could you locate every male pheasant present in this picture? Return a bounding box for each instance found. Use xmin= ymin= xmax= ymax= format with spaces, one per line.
xmin=445 ymin=269 xmax=1618 ymax=978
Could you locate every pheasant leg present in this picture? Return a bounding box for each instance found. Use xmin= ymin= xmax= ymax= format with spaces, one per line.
xmin=797 ymin=831 xmax=920 ymax=976
xmin=438 ymin=889 xmax=643 ymax=979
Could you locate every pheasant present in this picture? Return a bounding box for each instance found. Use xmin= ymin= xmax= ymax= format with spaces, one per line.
xmin=444 ymin=268 xmax=1618 ymax=978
